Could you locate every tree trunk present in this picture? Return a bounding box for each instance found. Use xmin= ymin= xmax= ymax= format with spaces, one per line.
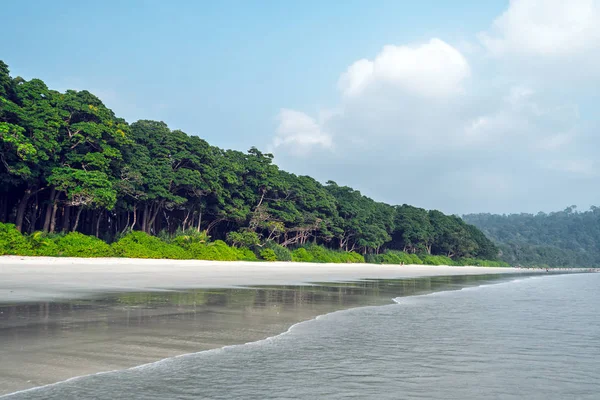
xmin=72 ymin=207 xmax=83 ymax=232
xmin=0 ymin=196 xmax=7 ymax=222
xmin=43 ymin=188 xmax=56 ymax=232
xmin=131 ymin=204 xmax=137 ymax=231
xmin=148 ymin=203 xmax=161 ymax=234
xmin=197 ymin=211 xmax=202 ymax=232
xmin=182 ymin=208 xmax=192 ymax=231
xmin=141 ymin=203 xmax=149 ymax=233
xmin=206 ymin=218 xmax=221 ymax=235
xmin=122 ymin=211 xmax=131 ymax=234
xmin=29 ymin=194 xmax=40 ymax=233
xmin=63 ymin=205 xmax=71 ymax=232
xmin=95 ymin=211 xmax=102 ymax=237
xmin=49 ymin=195 xmax=60 ymax=233
xmin=15 ymin=187 xmax=33 ymax=232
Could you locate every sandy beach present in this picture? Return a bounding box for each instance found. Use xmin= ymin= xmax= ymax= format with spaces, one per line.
xmin=0 ymin=257 xmax=545 ymax=396
xmin=0 ymin=256 xmax=536 ymax=303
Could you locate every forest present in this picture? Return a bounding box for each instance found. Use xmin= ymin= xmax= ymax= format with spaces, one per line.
xmin=464 ymin=206 xmax=600 ymax=267
xmin=0 ymin=60 xmax=501 ymax=264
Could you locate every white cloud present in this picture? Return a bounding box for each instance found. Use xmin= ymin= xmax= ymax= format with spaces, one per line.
xmin=536 ymin=132 xmax=574 ymax=151
xmin=479 ymin=0 xmax=600 ymax=56
xmin=273 ymin=60 xmax=582 ymax=213
xmin=270 ymin=3 xmax=599 ymax=214
xmin=542 ymin=159 xmax=596 ymax=176
xmin=505 ymin=86 xmax=534 ymax=106
xmin=338 ymin=39 xmax=470 ymax=98
xmin=273 ymin=109 xmax=333 ymax=155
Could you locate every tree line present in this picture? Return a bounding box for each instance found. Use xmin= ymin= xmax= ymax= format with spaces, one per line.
xmin=464 ymin=206 xmax=600 ymax=267
xmin=0 ymin=60 xmax=498 ymax=260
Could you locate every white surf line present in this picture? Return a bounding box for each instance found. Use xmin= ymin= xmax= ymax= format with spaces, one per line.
xmin=0 ymin=272 xmax=562 ymax=398
xmin=390 ymin=273 xmax=571 ymax=304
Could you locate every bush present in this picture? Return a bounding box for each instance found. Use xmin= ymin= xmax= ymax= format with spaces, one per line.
xmin=112 ymin=231 xmax=189 ymax=259
xmin=170 ymin=229 xmax=210 ymax=249
xmin=302 ymin=244 xmax=366 ymax=264
xmin=305 ymin=244 xmax=331 ymax=263
xmin=237 ymin=247 xmax=258 ymax=261
xmin=260 ymin=248 xmax=277 ymax=261
xmin=264 ymin=241 xmax=292 ymax=261
xmin=292 ymin=247 xmax=314 ymax=262
xmin=344 ymin=251 xmax=366 ymax=263
xmin=407 ymin=253 xmax=423 ymax=265
xmin=372 ymin=250 xmax=423 ymax=265
xmin=186 ymin=240 xmax=241 ymax=261
xmin=52 ymin=232 xmax=113 ymax=257
xmin=328 ymin=250 xmax=365 ymax=263
xmin=27 ymin=231 xmax=61 ymax=256
xmin=226 ymin=230 xmax=260 ymax=248
xmin=0 ymin=222 xmax=32 ymax=255
xmin=455 ymin=258 xmax=510 ymax=267
xmin=421 ymin=254 xmax=454 ymax=266
xmin=374 ymin=251 xmax=401 ymax=264
xmin=364 ymin=253 xmax=377 ymax=264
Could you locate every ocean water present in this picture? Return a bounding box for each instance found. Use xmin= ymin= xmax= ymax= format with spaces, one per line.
xmin=5 ymin=273 xmax=599 ymax=399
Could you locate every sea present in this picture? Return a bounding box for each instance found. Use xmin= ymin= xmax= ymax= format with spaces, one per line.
xmin=3 ymin=272 xmax=599 ymax=399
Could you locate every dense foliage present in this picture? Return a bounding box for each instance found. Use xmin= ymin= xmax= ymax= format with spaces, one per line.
xmin=0 ymin=222 xmax=507 ymax=266
xmin=0 ymin=61 xmax=498 ymax=261
xmin=464 ymin=206 xmax=600 ymax=267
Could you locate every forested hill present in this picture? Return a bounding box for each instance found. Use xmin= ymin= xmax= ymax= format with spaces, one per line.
xmin=0 ymin=60 xmax=498 ymax=261
xmin=463 ymin=207 xmax=600 ymax=267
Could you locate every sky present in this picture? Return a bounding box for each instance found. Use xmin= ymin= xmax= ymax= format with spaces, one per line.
xmin=3 ymin=0 xmax=600 ymax=215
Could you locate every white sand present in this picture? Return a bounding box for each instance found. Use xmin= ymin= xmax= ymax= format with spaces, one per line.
xmin=0 ymin=256 xmax=535 ymax=302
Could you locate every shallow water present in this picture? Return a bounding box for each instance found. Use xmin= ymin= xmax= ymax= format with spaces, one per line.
xmin=0 ymin=274 xmax=516 ymax=394
xmin=4 ymin=273 xmax=597 ymax=399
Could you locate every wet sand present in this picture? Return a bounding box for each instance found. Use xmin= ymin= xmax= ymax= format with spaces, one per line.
xmin=0 ymin=257 xmax=546 ymax=396
xmin=0 ymin=256 xmax=534 ymax=303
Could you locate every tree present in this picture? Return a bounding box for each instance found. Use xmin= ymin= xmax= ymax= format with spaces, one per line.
xmin=0 ymin=59 xmax=500 ymax=263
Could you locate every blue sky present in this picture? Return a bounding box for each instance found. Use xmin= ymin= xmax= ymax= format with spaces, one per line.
xmin=3 ymin=0 xmax=600 ymax=214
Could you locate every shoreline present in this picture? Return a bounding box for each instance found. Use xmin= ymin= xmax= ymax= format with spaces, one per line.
xmin=0 ymin=255 xmax=552 ymax=303
xmin=0 ymin=274 xmax=525 ymax=399
xmin=0 ymin=257 xmax=586 ymax=396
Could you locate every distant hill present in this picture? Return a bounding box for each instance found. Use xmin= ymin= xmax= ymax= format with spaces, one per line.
xmin=463 ymin=206 xmax=600 ymax=267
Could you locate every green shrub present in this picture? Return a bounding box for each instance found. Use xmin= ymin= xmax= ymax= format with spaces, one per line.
xmin=292 ymin=247 xmax=314 ymax=262
xmin=260 ymin=248 xmax=277 ymax=261
xmin=375 ymin=251 xmax=401 ymax=264
xmin=455 ymin=258 xmax=510 ymax=267
xmin=295 ymin=244 xmax=366 ymax=264
xmin=27 ymin=231 xmax=61 ymax=256
xmin=331 ymin=250 xmax=365 ymax=263
xmin=112 ymin=231 xmax=189 ymax=259
xmin=364 ymin=253 xmax=377 ymax=264
xmin=305 ymin=244 xmax=331 ymax=263
xmin=407 ymin=253 xmax=423 ymax=265
xmin=170 ymin=229 xmax=210 ymax=249
xmin=345 ymin=251 xmax=366 ymax=263
xmin=264 ymin=241 xmax=292 ymax=261
xmin=226 ymin=230 xmax=260 ymax=248
xmin=186 ymin=240 xmax=240 ymax=261
xmin=421 ymin=254 xmax=454 ymax=266
xmin=237 ymin=247 xmax=258 ymax=261
xmin=52 ymin=232 xmax=113 ymax=257
xmin=372 ymin=250 xmax=423 ymax=265
xmin=0 ymin=222 xmax=32 ymax=255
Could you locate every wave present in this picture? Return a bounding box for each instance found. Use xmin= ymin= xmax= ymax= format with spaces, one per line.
xmin=0 ymin=273 xmax=554 ymax=399
xmin=391 ymin=274 xmax=545 ymax=304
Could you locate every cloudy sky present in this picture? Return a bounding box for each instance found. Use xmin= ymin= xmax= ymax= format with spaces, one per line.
xmin=4 ymin=0 xmax=599 ymax=214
